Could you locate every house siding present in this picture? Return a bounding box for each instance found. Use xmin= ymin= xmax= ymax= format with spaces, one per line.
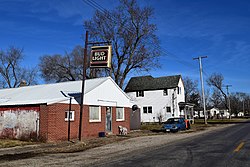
xmin=0 ymin=105 xmax=40 ymax=140
xmin=40 ymin=104 xmax=130 ymax=141
xmin=127 ymin=79 xmax=185 ymax=123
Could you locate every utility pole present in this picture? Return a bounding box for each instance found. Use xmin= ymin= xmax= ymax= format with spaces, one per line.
xmin=68 ymin=97 xmax=72 ymax=141
xmin=193 ymin=56 xmax=207 ymax=124
xmin=78 ymin=31 xmax=111 ymax=141
xmin=225 ymin=85 xmax=232 ymax=119
xmin=79 ymin=31 xmax=88 ymax=141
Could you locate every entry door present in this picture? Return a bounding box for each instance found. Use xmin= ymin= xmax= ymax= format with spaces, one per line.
xmin=106 ymin=107 xmax=112 ymax=132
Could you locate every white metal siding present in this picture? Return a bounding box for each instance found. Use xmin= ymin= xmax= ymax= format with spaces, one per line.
xmin=85 ymin=79 xmax=132 ymax=107
xmin=126 ymin=79 xmax=185 ymax=122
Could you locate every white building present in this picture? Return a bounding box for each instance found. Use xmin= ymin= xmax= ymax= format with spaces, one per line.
xmin=125 ymin=75 xmax=185 ymax=123
xmin=0 ymin=77 xmax=135 ymax=141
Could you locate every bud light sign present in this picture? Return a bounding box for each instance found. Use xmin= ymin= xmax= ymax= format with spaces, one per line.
xmin=90 ymin=45 xmax=112 ymax=68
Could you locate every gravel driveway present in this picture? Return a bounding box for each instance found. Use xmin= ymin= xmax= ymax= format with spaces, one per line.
xmin=0 ymin=125 xmax=232 ymax=167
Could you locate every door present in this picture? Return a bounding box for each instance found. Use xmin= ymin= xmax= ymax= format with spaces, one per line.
xmin=106 ymin=107 xmax=112 ymax=132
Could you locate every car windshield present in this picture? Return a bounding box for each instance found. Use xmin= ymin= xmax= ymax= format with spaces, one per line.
xmin=165 ymin=118 xmax=180 ymax=124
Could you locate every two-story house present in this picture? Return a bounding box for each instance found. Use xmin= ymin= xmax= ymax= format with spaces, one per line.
xmin=125 ymin=75 xmax=185 ymax=123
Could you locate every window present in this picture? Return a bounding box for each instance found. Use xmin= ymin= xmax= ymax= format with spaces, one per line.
xmin=136 ymin=90 xmax=144 ymax=97
xmin=143 ymin=106 xmax=153 ymax=114
xmin=163 ymin=89 xmax=168 ymax=96
xmin=166 ymin=107 xmax=171 ymax=113
xmin=116 ymin=107 xmax=124 ymax=121
xmin=65 ymin=111 xmax=75 ymax=121
xmin=177 ymin=87 xmax=181 ymax=94
xmin=89 ymin=106 xmax=101 ymax=122
xmin=148 ymin=106 xmax=152 ymax=113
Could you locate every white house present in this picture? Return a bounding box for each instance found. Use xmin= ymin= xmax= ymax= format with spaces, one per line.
xmin=197 ymin=108 xmax=231 ymax=119
xmin=125 ymin=75 xmax=185 ymax=123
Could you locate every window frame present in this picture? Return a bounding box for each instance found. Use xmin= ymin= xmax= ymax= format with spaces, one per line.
xmin=65 ymin=111 xmax=75 ymax=121
xmin=166 ymin=107 xmax=171 ymax=113
xmin=177 ymin=87 xmax=181 ymax=94
xmin=163 ymin=89 xmax=168 ymax=96
xmin=148 ymin=106 xmax=152 ymax=113
xmin=89 ymin=106 xmax=101 ymax=122
xmin=136 ymin=90 xmax=144 ymax=97
xmin=143 ymin=106 xmax=153 ymax=114
xmin=116 ymin=107 xmax=125 ymax=121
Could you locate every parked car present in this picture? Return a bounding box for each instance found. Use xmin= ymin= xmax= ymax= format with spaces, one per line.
xmin=162 ymin=118 xmax=189 ymax=132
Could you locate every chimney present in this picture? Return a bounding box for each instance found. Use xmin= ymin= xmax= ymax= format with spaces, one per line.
xmin=19 ymin=80 xmax=27 ymax=87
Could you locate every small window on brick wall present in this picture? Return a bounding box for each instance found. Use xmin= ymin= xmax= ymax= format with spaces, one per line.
xmin=116 ymin=107 xmax=125 ymax=121
xmin=65 ymin=111 xmax=75 ymax=121
xmin=89 ymin=106 xmax=101 ymax=122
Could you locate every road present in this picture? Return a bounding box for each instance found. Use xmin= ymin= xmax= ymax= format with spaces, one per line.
xmin=0 ymin=122 xmax=249 ymax=167
xmin=95 ymin=122 xmax=250 ymax=167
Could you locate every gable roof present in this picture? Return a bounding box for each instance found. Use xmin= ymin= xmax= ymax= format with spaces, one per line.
xmin=0 ymin=77 xmax=114 ymax=106
xmin=124 ymin=75 xmax=182 ymax=92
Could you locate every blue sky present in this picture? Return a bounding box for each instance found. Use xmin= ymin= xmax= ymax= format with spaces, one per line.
xmin=0 ymin=0 xmax=250 ymax=94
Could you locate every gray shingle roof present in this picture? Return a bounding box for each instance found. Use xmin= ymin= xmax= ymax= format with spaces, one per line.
xmin=125 ymin=75 xmax=182 ymax=92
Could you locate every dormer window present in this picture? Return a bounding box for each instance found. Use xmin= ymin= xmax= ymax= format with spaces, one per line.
xmin=136 ymin=90 xmax=144 ymax=97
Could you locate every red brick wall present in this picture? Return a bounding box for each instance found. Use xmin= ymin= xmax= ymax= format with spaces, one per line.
xmin=40 ymin=103 xmax=80 ymax=142
xmin=112 ymin=107 xmax=130 ymax=134
xmin=82 ymin=106 xmax=130 ymax=137
xmin=0 ymin=104 xmax=131 ymax=142
xmin=39 ymin=105 xmax=48 ymax=142
xmin=82 ymin=106 xmax=105 ymax=137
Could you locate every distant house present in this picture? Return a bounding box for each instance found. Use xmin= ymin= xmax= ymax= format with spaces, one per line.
xmin=0 ymin=77 xmax=133 ymax=142
xmin=196 ymin=107 xmax=231 ymax=119
xmin=231 ymin=111 xmax=244 ymax=117
xmin=207 ymin=107 xmax=220 ymax=118
xmin=125 ymin=75 xmax=185 ymax=123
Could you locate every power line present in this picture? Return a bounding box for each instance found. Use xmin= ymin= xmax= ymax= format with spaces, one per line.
xmin=82 ymin=0 xmax=197 ymax=70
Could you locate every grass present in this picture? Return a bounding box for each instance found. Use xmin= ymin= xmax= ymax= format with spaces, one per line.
xmin=0 ymin=139 xmax=34 ymax=148
xmin=140 ymin=123 xmax=162 ymax=131
xmin=0 ymin=118 xmax=248 ymax=152
xmin=194 ymin=118 xmax=249 ymax=124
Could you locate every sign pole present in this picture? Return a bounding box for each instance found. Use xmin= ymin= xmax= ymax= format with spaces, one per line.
xmin=68 ymin=97 xmax=72 ymax=141
xmin=79 ymin=31 xmax=88 ymax=141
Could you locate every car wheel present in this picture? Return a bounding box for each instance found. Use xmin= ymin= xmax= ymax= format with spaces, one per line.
xmin=172 ymin=129 xmax=178 ymax=133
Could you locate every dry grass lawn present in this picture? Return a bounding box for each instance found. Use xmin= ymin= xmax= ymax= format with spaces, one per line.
xmin=0 ymin=139 xmax=34 ymax=148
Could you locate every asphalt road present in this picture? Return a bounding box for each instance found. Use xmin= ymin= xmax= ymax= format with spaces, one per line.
xmin=96 ymin=122 xmax=250 ymax=167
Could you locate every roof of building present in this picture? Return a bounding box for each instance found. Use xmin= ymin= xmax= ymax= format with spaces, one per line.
xmin=0 ymin=77 xmax=119 ymax=106
xmin=124 ymin=75 xmax=182 ymax=92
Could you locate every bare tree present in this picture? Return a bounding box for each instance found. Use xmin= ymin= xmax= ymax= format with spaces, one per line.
xmin=183 ymin=77 xmax=198 ymax=103
xmin=207 ymin=73 xmax=228 ymax=109
xmin=84 ymin=0 xmax=160 ymax=88
xmin=156 ymin=111 xmax=164 ymax=124
xmin=0 ymin=46 xmax=37 ymax=88
xmin=39 ymin=46 xmax=84 ymax=83
xmin=210 ymin=88 xmax=224 ymax=109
